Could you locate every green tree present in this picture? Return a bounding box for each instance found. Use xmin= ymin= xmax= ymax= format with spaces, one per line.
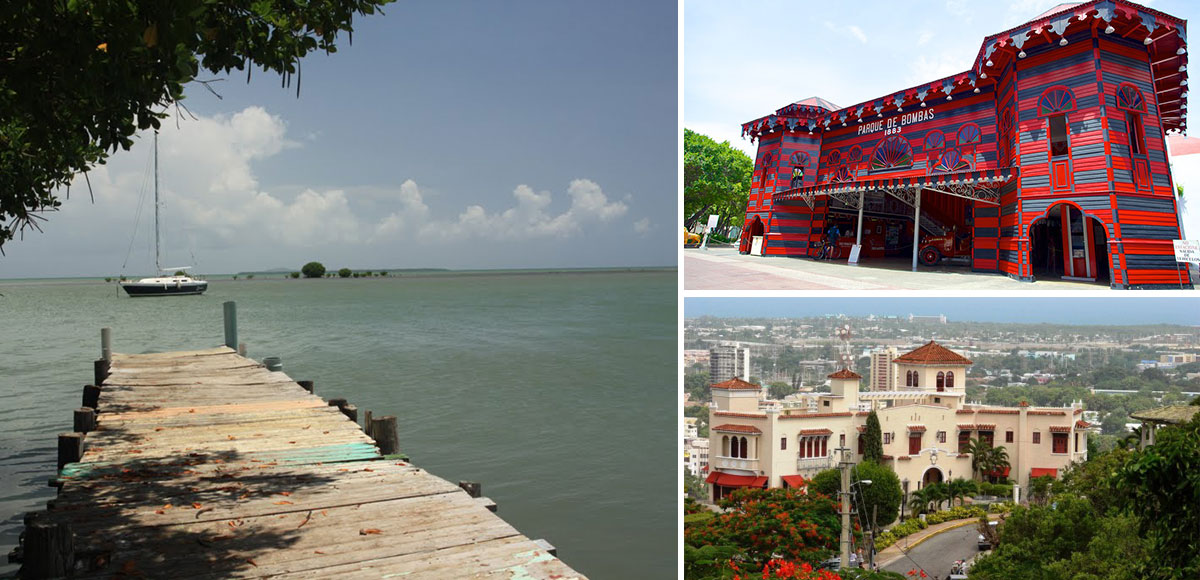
xmin=947 ymin=478 xmax=977 ymax=507
xmin=0 ymin=1 xmax=391 ymax=250
xmin=862 ymin=411 xmax=883 ymax=463
xmin=1112 ymin=413 xmax=1200 ymax=577
xmin=811 ymin=462 xmax=902 ymax=527
xmin=683 ymin=129 xmax=753 ymax=233
xmin=338 ymin=267 xmax=352 ymax=278
xmin=301 ymin=261 xmax=326 ymax=278
xmin=767 ymin=380 xmax=795 ymax=400
xmin=289 ymin=271 xmax=300 ymax=279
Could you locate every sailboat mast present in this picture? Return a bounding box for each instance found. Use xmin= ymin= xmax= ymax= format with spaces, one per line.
xmin=154 ymin=131 xmax=161 ymax=272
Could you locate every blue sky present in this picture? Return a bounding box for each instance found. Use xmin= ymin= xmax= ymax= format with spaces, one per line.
xmin=685 ymin=0 xmax=1197 ymax=157
xmin=2 ymin=1 xmax=677 ymax=277
xmin=686 ymin=297 xmax=1200 ymax=325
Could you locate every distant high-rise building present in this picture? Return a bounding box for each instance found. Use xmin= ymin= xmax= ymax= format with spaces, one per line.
xmin=710 ymin=344 xmax=750 ymax=384
xmin=870 ymin=347 xmax=899 ymax=391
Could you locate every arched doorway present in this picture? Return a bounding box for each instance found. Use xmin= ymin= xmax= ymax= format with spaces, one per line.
xmin=746 ymin=216 xmax=765 ymax=255
xmin=921 ymin=466 xmax=944 ymax=488
xmin=1028 ymin=203 xmax=1110 ymax=284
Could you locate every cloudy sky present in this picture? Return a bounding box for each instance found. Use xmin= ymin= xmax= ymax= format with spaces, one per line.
xmin=685 ymin=0 xmax=1196 ymax=157
xmin=3 ymin=1 xmax=677 ymax=278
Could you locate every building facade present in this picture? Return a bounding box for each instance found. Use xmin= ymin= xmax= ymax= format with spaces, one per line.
xmin=685 ymin=437 xmax=710 ymax=477
xmin=738 ymin=0 xmax=1190 ymax=289
xmin=706 ymin=341 xmax=1090 ymax=502
xmin=870 ymin=347 xmax=899 ymax=391
xmin=710 ymin=344 xmax=751 ymax=384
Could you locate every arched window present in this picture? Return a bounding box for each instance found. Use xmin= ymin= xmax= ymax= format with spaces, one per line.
xmin=870 ymin=135 xmax=913 ymax=171
xmin=1115 ymin=83 xmax=1146 ymax=112
xmin=722 ymin=435 xmax=730 ymax=457
xmin=827 ymin=149 xmax=842 ymax=166
xmin=789 ymin=151 xmax=812 ymax=167
xmin=1037 ymin=87 xmax=1077 ymax=117
xmin=906 ymin=370 xmax=913 ymax=387
xmin=848 ymin=145 xmax=863 ymax=163
xmin=937 ymin=372 xmax=946 ymax=391
xmin=924 ymin=130 xmax=945 ymax=152
xmin=912 ymin=372 xmax=919 ymax=388
xmin=932 ymin=149 xmax=973 ymax=173
xmin=956 ymin=123 xmax=982 ymax=145
xmin=1116 ymin=83 xmax=1148 ymax=158
xmin=946 ymin=371 xmax=955 ymax=389
xmin=832 ymin=166 xmax=854 ymax=183
xmin=740 ymin=437 xmax=749 ymax=459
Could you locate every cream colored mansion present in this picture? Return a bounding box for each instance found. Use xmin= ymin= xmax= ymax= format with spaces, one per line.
xmin=705 ymin=341 xmax=1089 ymax=501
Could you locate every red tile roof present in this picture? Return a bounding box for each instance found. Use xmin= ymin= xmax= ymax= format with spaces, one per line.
xmin=714 ymin=411 xmax=768 ymax=419
xmin=1075 ymin=420 xmax=1091 ymax=429
xmin=907 ymin=425 xmax=926 ymax=432
xmin=893 ymin=341 xmax=973 ymax=366
xmin=828 ymin=368 xmax=861 ymax=379
xmin=800 ymin=428 xmax=834 ymax=436
xmin=1048 ymin=425 xmax=1071 ymax=433
xmin=713 ymin=424 xmax=763 ymax=434
xmin=779 ymin=412 xmax=854 ymax=419
xmin=711 ymin=377 xmax=761 ymax=390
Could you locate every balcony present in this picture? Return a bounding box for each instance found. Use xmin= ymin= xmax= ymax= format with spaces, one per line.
xmin=796 ymin=455 xmax=833 ymax=471
xmin=712 ymin=456 xmax=760 ymax=472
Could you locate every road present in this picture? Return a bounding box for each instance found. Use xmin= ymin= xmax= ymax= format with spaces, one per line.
xmin=881 ymin=523 xmax=981 ymax=579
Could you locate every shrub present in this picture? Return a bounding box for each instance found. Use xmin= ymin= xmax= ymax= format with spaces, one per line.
xmin=301 ymin=261 xmax=326 ymax=278
xmin=289 ymin=271 xmax=300 ymax=279
xmin=338 ymin=268 xmax=352 ymax=278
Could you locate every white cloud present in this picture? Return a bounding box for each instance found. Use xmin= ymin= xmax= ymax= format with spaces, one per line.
xmin=823 ymin=21 xmax=868 ymax=44
xmin=917 ymin=31 xmax=934 ymax=46
xmin=634 ymin=218 xmax=652 ymax=234
xmin=68 ymin=107 xmax=628 ymax=263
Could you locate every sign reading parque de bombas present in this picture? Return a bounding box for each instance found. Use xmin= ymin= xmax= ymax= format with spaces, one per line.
xmin=857 ymin=108 xmax=936 ymax=136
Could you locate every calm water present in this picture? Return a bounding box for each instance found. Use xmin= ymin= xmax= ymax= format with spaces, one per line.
xmin=0 ymin=270 xmax=676 ymax=578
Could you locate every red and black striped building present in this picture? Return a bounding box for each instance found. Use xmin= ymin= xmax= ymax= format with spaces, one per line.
xmin=740 ymin=0 xmax=1190 ymax=288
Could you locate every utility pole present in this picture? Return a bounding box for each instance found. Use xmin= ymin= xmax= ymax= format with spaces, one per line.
xmin=838 ymin=445 xmax=853 ymax=570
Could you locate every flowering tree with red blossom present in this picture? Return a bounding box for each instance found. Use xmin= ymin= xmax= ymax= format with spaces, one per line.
xmin=685 ymin=487 xmax=842 ymax=571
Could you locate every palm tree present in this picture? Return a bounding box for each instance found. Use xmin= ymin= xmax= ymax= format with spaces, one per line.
xmin=948 ymin=478 xmax=977 ymax=507
xmin=985 ymin=446 xmax=1010 ymax=483
xmin=962 ymin=437 xmax=989 ymax=481
xmin=924 ymin=482 xmax=950 ymax=512
xmin=908 ymin=487 xmax=930 ymax=516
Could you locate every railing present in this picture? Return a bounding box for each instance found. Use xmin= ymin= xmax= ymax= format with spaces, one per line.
xmin=796 ymin=456 xmax=834 ymax=471
xmin=712 ymin=456 xmax=759 ymax=471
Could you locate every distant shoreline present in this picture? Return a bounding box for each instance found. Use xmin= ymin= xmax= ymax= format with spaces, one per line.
xmin=0 ymin=266 xmax=676 ymax=284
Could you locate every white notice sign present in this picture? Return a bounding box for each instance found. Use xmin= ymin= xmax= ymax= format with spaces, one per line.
xmin=706 ymin=214 xmax=720 ymax=231
xmin=1174 ymin=240 xmax=1200 ymax=264
xmin=848 ymin=244 xmax=862 ymax=264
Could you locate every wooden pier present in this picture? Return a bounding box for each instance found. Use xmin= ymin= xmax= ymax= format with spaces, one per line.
xmin=15 ymin=342 xmax=584 ymax=578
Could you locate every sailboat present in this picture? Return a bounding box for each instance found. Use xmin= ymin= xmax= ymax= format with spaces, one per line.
xmin=121 ymin=132 xmax=208 ymax=297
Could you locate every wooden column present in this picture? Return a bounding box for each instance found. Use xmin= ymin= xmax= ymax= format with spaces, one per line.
xmin=93 ymin=359 xmax=109 ymax=386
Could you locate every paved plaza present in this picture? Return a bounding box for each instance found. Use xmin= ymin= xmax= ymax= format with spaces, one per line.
xmin=683 ymin=247 xmax=1148 ymax=291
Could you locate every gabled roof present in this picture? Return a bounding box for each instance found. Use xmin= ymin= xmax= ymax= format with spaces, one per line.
xmin=828 ymin=368 xmax=862 ymax=379
xmin=711 ymin=377 xmax=760 ymax=390
xmin=893 ymin=341 xmax=974 ymax=366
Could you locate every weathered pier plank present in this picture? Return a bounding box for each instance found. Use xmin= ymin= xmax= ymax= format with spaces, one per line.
xmin=22 ymin=346 xmax=584 ymax=579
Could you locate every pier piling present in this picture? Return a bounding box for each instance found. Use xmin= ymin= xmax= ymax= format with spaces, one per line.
xmin=341 ymin=403 xmax=359 ymax=422
xmin=371 ymin=415 xmax=399 ymax=455
xmin=100 ymin=327 xmax=111 ymax=362
xmin=72 ymin=408 xmax=96 ymax=433
xmin=81 ymin=384 xmax=101 ymax=409
xmin=92 ymin=359 xmax=108 ymax=386
xmin=297 ymin=380 xmax=314 ymax=393
xmin=222 ymin=301 xmax=237 ymax=349
xmin=56 ymin=433 xmax=83 ymax=470
xmin=21 ymin=513 xmax=73 ymax=578
xmin=459 ymin=481 xmax=482 ymax=498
